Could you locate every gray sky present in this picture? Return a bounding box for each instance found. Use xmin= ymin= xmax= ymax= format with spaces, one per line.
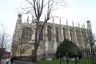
xmin=0 ymin=0 xmax=96 ymax=36
xmin=0 ymin=0 xmax=96 ymax=51
xmin=0 ymin=0 xmax=96 ymax=34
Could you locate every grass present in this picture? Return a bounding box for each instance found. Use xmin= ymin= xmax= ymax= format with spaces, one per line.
xmin=38 ymin=57 xmax=95 ymax=64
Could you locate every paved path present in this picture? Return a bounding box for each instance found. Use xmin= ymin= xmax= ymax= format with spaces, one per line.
xmin=1 ymin=60 xmax=35 ymax=64
xmin=13 ymin=60 xmax=37 ymax=64
xmin=1 ymin=59 xmax=11 ymax=64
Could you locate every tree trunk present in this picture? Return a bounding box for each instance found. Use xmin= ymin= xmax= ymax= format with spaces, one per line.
xmin=32 ymin=49 xmax=38 ymax=62
xmin=32 ymin=20 xmax=39 ymax=62
xmin=32 ymin=42 xmax=39 ymax=62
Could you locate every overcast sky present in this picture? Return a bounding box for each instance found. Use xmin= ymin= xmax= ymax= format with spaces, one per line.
xmin=0 ymin=0 xmax=96 ymax=51
xmin=0 ymin=0 xmax=96 ymax=34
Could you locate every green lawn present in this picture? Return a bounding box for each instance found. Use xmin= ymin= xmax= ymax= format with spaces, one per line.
xmin=38 ymin=58 xmax=95 ymax=64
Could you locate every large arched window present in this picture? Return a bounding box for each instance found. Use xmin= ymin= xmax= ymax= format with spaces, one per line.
xmin=22 ymin=27 xmax=32 ymax=40
xmin=47 ymin=26 xmax=51 ymax=41
xmin=63 ymin=28 xmax=66 ymax=40
xmin=56 ymin=27 xmax=59 ymax=42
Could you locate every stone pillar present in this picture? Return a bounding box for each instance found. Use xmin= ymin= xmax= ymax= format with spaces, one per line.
xmin=66 ymin=20 xmax=70 ymax=40
xmin=66 ymin=20 xmax=69 ymax=39
xmin=72 ymin=28 xmax=75 ymax=43
xmin=52 ymin=22 xmax=57 ymax=53
xmin=74 ymin=28 xmax=77 ymax=43
xmin=44 ymin=26 xmax=48 ymax=58
xmin=72 ymin=21 xmax=75 ymax=42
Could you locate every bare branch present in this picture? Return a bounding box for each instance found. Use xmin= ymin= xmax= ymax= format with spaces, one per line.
xmin=0 ymin=24 xmax=11 ymax=49
xmin=18 ymin=0 xmax=66 ymax=62
xmin=26 ymin=0 xmax=34 ymax=7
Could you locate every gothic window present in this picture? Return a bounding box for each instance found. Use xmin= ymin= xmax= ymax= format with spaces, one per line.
xmin=82 ymin=30 xmax=87 ymax=39
xmin=39 ymin=25 xmax=43 ymax=40
xmin=86 ymin=31 xmax=88 ymax=38
xmin=47 ymin=26 xmax=51 ymax=41
xmin=81 ymin=31 xmax=83 ymax=37
xmin=76 ymin=30 xmax=78 ymax=42
xmin=63 ymin=28 xmax=66 ymax=40
xmin=56 ymin=27 xmax=59 ymax=42
xmin=22 ymin=27 xmax=32 ymax=40
xmin=87 ymin=31 xmax=92 ymax=42
xmin=69 ymin=29 xmax=72 ymax=41
xmin=76 ymin=30 xmax=78 ymax=37
xmin=86 ymin=31 xmax=90 ymax=42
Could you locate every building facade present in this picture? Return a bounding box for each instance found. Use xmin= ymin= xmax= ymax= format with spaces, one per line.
xmin=12 ymin=14 xmax=92 ymax=59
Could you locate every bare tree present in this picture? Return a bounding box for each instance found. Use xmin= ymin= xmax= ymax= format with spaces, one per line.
xmin=21 ymin=0 xmax=66 ymax=62
xmin=0 ymin=24 xmax=11 ymax=64
xmin=0 ymin=24 xmax=11 ymax=49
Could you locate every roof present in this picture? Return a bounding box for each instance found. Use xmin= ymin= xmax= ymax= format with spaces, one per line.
xmin=0 ymin=48 xmax=5 ymax=52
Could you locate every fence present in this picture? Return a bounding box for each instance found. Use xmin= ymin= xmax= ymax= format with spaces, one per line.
xmin=60 ymin=51 xmax=96 ymax=64
xmin=13 ymin=51 xmax=96 ymax=64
